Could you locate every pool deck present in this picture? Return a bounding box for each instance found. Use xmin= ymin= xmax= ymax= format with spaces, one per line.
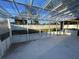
xmin=2 ymin=31 xmax=79 ymax=59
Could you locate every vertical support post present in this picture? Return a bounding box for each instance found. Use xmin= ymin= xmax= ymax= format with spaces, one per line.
xmin=49 ymin=21 xmax=51 ymax=36
xmin=67 ymin=21 xmax=69 ymax=29
xmin=63 ymin=21 xmax=65 ymax=35
xmin=40 ymin=26 xmax=42 ymax=38
xmin=7 ymin=18 xmax=12 ymax=43
xmin=60 ymin=21 xmax=64 ymax=35
xmin=76 ymin=20 xmax=79 ymax=36
xmin=45 ymin=23 xmax=47 ymax=37
xmin=60 ymin=21 xmax=63 ymax=30
xmin=39 ymin=26 xmax=40 ymax=37
xmin=77 ymin=21 xmax=79 ymax=30
xmin=7 ymin=18 xmax=12 ymax=54
xmin=77 ymin=20 xmax=79 ymax=36
xmin=38 ymin=24 xmax=41 ymax=39
xmin=77 ymin=20 xmax=78 ymax=30
xmin=56 ymin=22 xmax=58 ymax=35
xmin=26 ymin=19 xmax=29 ymax=41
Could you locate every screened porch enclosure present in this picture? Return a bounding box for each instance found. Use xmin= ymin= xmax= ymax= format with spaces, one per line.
xmin=0 ymin=0 xmax=79 ymax=59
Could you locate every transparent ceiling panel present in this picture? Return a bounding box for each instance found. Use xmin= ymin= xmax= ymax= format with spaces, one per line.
xmin=52 ymin=0 xmax=62 ymax=7
xmin=0 ymin=0 xmax=78 ymax=21
xmin=45 ymin=1 xmax=54 ymax=10
xmin=33 ymin=0 xmax=49 ymax=8
xmin=0 ymin=0 xmax=18 ymax=17
xmin=16 ymin=4 xmax=26 ymax=14
xmin=37 ymin=9 xmax=49 ymax=20
xmin=0 ymin=13 xmax=7 ymax=18
xmin=37 ymin=9 xmax=48 ymax=16
xmin=15 ymin=0 xmax=30 ymax=5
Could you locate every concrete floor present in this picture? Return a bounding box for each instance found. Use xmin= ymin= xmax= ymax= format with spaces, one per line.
xmin=2 ymin=31 xmax=79 ymax=59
